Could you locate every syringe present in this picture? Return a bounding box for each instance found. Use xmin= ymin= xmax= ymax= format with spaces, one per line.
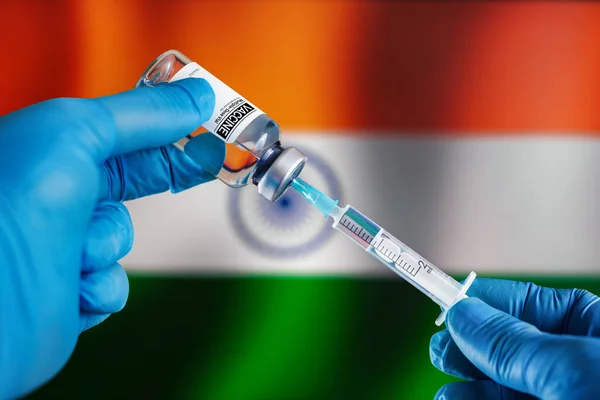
xmin=291 ymin=178 xmax=476 ymax=326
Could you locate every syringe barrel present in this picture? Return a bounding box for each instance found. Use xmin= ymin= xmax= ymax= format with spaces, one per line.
xmin=368 ymin=230 xmax=462 ymax=308
xmin=333 ymin=205 xmax=475 ymax=325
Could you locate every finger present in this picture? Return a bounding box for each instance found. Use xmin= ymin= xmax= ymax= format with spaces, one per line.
xmin=93 ymin=78 xmax=215 ymax=160
xmin=100 ymin=133 xmax=225 ymax=201
xmin=435 ymin=381 xmax=533 ymax=400
xmin=80 ymin=263 xmax=129 ymax=315
xmin=446 ymin=297 xmax=598 ymax=398
xmin=465 ymin=278 xmax=600 ymax=335
xmin=430 ymin=329 xmax=487 ymax=380
xmin=82 ymin=202 xmax=133 ymax=271
xmin=431 ymin=278 xmax=600 ymax=382
xmin=0 ymin=79 xmax=215 ymax=213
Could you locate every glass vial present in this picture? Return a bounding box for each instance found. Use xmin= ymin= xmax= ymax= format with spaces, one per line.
xmin=136 ymin=50 xmax=306 ymax=202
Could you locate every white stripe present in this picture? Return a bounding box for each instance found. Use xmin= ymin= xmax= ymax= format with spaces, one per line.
xmin=123 ymin=133 xmax=600 ymax=276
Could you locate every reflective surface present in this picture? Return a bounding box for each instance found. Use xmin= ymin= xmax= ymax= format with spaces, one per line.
xmin=137 ymin=50 xmax=281 ymax=188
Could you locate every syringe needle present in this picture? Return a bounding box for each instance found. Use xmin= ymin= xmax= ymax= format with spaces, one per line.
xmin=290 ymin=178 xmax=341 ymax=218
xmin=290 ymin=178 xmax=476 ymax=326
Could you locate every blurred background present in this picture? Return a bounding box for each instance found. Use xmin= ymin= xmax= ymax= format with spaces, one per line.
xmin=3 ymin=0 xmax=600 ymax=398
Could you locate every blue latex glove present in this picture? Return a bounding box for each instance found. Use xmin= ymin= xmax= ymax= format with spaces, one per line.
xmin=430 ymin=278 xmax=600 ymax=399
xmin=0 ymin=79 xmax=225 ymax=399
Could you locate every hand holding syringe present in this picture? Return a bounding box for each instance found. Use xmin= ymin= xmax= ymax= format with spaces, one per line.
xmin=291 ymin=178 xmax=476 ymax=325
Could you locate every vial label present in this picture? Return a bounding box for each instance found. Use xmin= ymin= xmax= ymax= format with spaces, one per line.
xmin=169 ymin=62 xmax=264 ymax=143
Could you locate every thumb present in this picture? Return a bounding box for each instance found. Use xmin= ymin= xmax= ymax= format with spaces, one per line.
xmin=446 ymin=297 xmax=597 ymax=399
xmin=94 ymin=78 xmax=215 ymax=159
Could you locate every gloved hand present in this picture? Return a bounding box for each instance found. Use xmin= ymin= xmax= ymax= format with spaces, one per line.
xmin=430 ymin=278 xmax=600 ymax=399
xmin=0 ymin=79 xmax=225 ymax=399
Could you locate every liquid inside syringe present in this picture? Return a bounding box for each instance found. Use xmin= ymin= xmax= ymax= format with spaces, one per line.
xmin=290 ymin=178 xmax=476 ymax=326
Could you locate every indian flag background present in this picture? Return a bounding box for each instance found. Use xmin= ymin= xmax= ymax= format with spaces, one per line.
xmin=2 ymin=0 xmax=600 ymax=398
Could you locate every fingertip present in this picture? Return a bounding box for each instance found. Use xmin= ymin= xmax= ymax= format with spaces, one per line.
xmin=95 ymin=78 xmax=216 ymax=156
xmin=182 ymin=132 xmax=226 ymax=177
xmin=167 ymin=143 xmax=218 ymax=193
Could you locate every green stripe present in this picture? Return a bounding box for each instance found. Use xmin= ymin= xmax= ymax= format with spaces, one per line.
xmin=187 ymin=278 xmax=355 ymax=399
xmin=28 ymin=275 xmax=600 ymax=400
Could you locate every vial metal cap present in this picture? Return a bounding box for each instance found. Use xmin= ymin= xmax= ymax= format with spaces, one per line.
xmin=256 ymin=147 xmax=307 ymax=202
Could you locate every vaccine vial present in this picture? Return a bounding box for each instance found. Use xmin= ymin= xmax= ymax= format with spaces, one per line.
xmin=136 ymin=50 xmax=306 ymax=202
